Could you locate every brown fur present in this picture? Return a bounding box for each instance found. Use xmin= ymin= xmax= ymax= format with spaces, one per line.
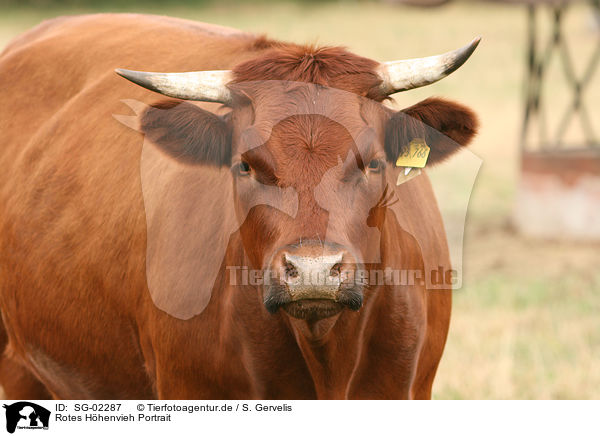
xmin=232 ymin=45 xmax=388 ymax=101
xmin=0 ymin=13 xmax=477 ymax=399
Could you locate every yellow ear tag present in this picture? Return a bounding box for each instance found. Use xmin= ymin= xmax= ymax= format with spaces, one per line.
xmin=394 ymin=138 xmax=429 ymax=186
xmin=395 ymin=138 xmax=430 ymax=168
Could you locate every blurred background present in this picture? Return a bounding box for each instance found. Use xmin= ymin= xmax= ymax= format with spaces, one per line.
xmin=1 ymin=0 xmax=598 ymax=399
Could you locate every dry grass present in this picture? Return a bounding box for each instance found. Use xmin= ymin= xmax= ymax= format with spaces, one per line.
xmin=437 ymin=226 xmax=600 ymax=399
xmin=1 ymin=1 xmax=598 ymax=399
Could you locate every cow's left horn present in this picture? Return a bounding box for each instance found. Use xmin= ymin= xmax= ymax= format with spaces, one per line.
xmin=378 ymin=37 xmax=481 ymax=94
xmin=115 ymin=69 xmax=233 ymax=104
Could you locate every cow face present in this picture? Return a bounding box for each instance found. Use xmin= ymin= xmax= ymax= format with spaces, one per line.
xmin=227 ymin=83 xmax=390 ymax=321
xmin=138 ymin=80 xmax=477 ymax=321
xmin=121 ymin=40 xmax=481 ymax=320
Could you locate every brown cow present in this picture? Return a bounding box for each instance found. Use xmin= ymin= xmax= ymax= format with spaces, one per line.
xmin=0 ymin=14 xmax=478 ymax=399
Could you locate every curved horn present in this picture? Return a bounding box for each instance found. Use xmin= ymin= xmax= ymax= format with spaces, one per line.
xmin=378 ymin=37 xmax=481 ymax=94
xmin=115 ymin=69 xmax=233 ymax=104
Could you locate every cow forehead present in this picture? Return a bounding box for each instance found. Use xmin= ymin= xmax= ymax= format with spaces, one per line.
xmin=232 ymin=81 xmax=385 ymax=156
xmin=270 ymin=116 xmax=359 ymax=175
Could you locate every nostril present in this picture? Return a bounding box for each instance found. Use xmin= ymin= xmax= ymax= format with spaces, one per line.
xmin=329 ymin=263 xmax=342 ymax=278
xmin=284 ymin=260 xmax=299 ymax=280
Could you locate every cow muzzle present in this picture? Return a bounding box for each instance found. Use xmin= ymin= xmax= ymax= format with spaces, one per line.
xmin=263 ymin=241 xmax=364 ymax=320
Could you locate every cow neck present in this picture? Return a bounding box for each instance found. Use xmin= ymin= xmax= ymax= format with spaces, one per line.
xmin=283 ymin=289 xmax=383 ymax=399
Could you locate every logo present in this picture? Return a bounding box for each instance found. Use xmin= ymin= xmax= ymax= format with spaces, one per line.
xmin=2 ymin=402 xmax=50 ymax=433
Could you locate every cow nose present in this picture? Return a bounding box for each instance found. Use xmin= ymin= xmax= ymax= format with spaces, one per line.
xmin=267 ymin=241 xmax=360 ymax=301
xmin=282 ymin=251 xmax=345 ymax=301
xmin=263 ymin=241 xmax=364 ymax=315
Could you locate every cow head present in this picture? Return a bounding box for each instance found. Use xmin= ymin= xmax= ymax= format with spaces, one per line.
xmin=117 ymin=40 xmax=479 ymax=322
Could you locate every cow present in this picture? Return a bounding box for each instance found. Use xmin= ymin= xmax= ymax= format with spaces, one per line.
xmin=0 ymin=14 xmax=479 ymax=399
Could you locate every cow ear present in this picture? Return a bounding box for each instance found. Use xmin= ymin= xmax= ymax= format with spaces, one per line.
xmin=384 ymin=97 xmax=479 ymax=166
xmin=140 ymin=100 xmax=232 ymax=166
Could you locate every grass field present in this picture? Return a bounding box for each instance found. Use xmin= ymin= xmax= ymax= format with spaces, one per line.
xmin=1 ymin=0 xmax=599 ymax=399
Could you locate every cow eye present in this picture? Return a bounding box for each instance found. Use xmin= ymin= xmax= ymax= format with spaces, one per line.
xmin=237 ymin=161 xmax=251 ymax=176
xmin=367 ymin=159 xmax=383 ymax=173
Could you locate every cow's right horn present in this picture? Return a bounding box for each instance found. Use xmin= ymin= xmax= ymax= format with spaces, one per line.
xmin=115 ymin=69 xmax=233 ymax=104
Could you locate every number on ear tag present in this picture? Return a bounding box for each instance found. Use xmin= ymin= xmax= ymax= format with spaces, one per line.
xmin=395 ymin=138 xmax=430 ymax=169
